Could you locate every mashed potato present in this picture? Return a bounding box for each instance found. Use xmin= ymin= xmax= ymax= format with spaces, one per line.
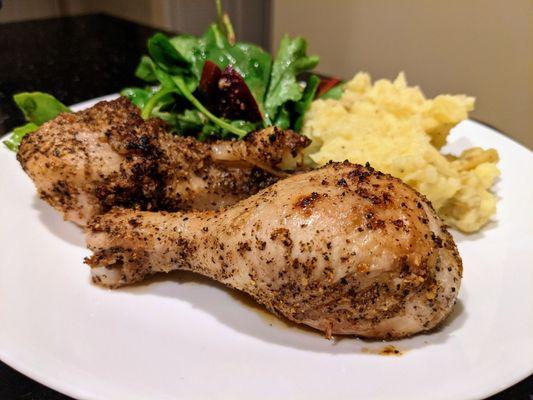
xmin=302 ymin=72 xmax=499 ymax=232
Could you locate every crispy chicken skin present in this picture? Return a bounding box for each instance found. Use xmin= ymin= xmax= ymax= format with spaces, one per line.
xmin=17 ymin=97 xmax=310 ymax=226
xmin=86 ymin=162 xmax=462 ymax=339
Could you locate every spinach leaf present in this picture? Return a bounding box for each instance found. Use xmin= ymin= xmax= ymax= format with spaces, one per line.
xmin=264 ymin=35 xmax=319 ymax=122
xmin=13 ymin=92 xmax=70 ymax=125
xmin=319 ymin=83 xmax=344 ymax=100
xmin=121 ymin=87 xmax=157 ymax=108
xmin=147 ymin=33 xmax=191 ymax=75
xmin=149 ymin=37 xmax=199 ymax=93
xmin=293 ymin=74 xmax=320 ymax=131
xmin=134 ymin=56 xmax=158 ymax=83
xmin=230 ymin=120 xmax=258 ymax=134
xmin=233 ymin=42 xmax=272 ymax=112
xmin=203 ymin=23 xmax=227 ymax=51
xmin=198 ymin=123 xmax=220 ymax=141
xmin=149 ymin=91 xmax=180 ymax=126
xmin=198 ymin=119 xmax=259 ymax=141
xmin=127 ymin=3 xmax=319 ymax=141
xmin=140 ymin=86 xmax=176 ymax=120
xmin=272 ymin=105 xmax=291 ymax=130
xmin=175 ymin=109 xmax=205 ymax=133
xmin=4 ymin=92 xmax=70 ymax=152
xmin=153 ymin=67 xmax=177 ymax=90
xmin=3 ymin=123 xmax=39 ymax=151
xmin=169 ymin=35 xmax=204 ymax=80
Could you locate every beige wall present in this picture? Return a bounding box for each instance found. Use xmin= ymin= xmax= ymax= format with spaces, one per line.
xmin=0 ymin=0 xmax=270 ymax=49
xmin=0 ymin=0 xmax=62 ymax=21
xmin=272 ymin=0 xmax=532 ymax=148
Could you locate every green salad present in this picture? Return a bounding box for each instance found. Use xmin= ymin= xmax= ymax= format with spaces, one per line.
xmin=4 ymin=0 xmax=343 ymax=152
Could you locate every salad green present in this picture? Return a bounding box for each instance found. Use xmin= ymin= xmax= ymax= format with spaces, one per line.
xmin=4 ymin=0 xmax=344 ymax=152
xmin=120 ymin=0 xmax=320 ymax=139
xmin=4 ymin=92 xmax=70 ymax=151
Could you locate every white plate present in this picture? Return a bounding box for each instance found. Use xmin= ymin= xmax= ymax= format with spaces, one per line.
xmin=0 ymin=95 xmax=532 ymax=400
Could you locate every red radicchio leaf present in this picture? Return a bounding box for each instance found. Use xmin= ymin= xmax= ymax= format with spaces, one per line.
xmin=198 ymin=61 xmax=262 ymax=122
xmin=198 ymin=60 xmax=222 ymax=114
xmin=217 ymin=66 xmax=262 ymax=122
xmin=315 ymin=76 xmax=342 ymax=98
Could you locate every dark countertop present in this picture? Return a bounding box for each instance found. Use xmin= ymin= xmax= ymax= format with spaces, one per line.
xmin=0 ymin=14 xmax=531 ymax=400
xmin=0 ymin=14 xmax=157 ymax=136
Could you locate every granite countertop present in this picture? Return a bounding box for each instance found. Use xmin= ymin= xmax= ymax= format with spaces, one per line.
xmin=0 ymin=14 xmax=157 ymax=136
xmin=0 ymin=14 xmax=531 ymax=400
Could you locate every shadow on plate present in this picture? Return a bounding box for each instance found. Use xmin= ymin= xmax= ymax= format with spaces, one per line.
xmin=442 ymin=136 xmax=475 ymax=154
xmin=116 ymin=269 xmax=467 ymax=355
xmin=32 ymin=195 xmax=85 ymax=248
xmin=452 ymin=221 xmax=499 ymax=243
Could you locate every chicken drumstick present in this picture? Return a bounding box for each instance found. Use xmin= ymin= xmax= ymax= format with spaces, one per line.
xmin=17 ymin=97 xmax=309 ymax=226
xmin=86 ymin=162 xmax=462 ymax=339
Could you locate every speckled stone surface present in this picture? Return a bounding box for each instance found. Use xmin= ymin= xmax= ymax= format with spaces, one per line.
xmin=0 ymin=14 xmax=530 ymax=400
xmin=0 ymin=14 xmax=158 ymax=135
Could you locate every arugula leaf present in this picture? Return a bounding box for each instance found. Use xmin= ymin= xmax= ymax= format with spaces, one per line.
xmin=293 ymin=74 xmax=320 ymax=131
xmin=3 ymin=123 xmax=39 ymax=151
xmin=13 ymin=92 xmax=70 ymax=125
xmin=264 ymin=35 xmax=319 ymax=122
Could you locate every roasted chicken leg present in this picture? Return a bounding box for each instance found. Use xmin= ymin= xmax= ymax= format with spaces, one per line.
xmin=86 ymin=162 xmax=462 ymax=339
xmin=17 ymin=97 xmax=309 ymax=226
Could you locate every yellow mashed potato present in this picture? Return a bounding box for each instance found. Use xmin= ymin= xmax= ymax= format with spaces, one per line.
xmin=302 ymin=72 xmax=499 ymax=232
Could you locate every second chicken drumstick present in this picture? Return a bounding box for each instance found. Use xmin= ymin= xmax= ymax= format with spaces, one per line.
xmin=17 ymin=97 xmax=310 ymax=226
